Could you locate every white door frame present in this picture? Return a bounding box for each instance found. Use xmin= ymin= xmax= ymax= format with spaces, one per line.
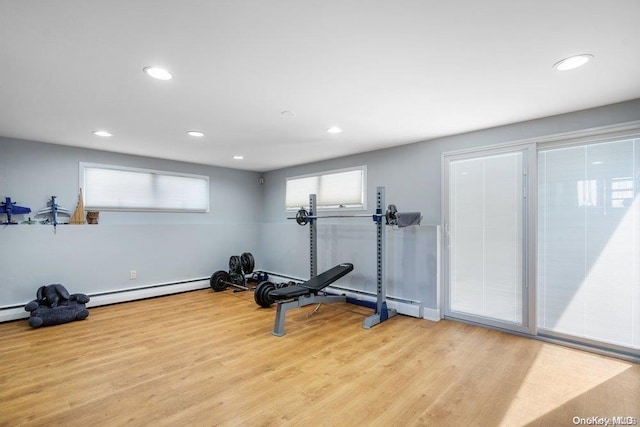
xmin=441 ymin=143 xmax=537 ymax=335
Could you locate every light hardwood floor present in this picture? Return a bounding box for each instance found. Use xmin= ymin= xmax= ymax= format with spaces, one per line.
xmin=1 ymin=289 xmax=638 ymax=426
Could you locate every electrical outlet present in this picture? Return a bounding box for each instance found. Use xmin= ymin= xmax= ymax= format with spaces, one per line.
xmin=129 ymin=270 xmax=137 ymax=280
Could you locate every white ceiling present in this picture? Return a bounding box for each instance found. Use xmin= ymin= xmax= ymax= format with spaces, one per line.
xmin=1 ymin=1 xmax=639 ymax=172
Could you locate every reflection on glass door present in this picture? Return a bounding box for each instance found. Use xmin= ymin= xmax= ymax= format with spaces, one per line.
xmin=538 ymin=138 xmax=640 ymax=353
xmin=444 ymin=148 xmax=530 ymax=333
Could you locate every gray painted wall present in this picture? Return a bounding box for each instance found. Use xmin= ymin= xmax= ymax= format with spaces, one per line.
xmin=260 ymin=99 xmax=640 ymax=312
xmin=0 ymin=137 xmax=261 ymax=224
xmin=0 ymin=137 xmax=261 ymax=307
xmin=2 ymin=99 xmax=640 ymax=314
xmin=262 ymin=99 xmax=640 ymax=225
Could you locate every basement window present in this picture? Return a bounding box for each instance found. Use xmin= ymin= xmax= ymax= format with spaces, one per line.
xmin=285 ymin=166 xmax=366 ymax=211
xmin=80 ymin=163 xmax=209 ymax=212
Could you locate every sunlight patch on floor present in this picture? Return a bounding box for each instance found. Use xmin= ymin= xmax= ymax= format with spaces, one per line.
xmin=498 ymin=344 xmax=633 ymax=426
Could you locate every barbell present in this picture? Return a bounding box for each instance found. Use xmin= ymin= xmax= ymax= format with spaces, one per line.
xmin=210 ymin=270 xmax=246 ymax=292
xmin=289 ymin=205 xmax=399 ymax=226
xmin=210 ymin=252 xmax=256 ymax=292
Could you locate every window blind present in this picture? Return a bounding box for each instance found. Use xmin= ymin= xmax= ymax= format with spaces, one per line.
xmin=538 ymin=138 xmax=640 ymax=350
xmin=449 ymin=152 xmax=524 ymax=324
xmin=82 ymin=163 xmax=209 ymax=212
xmin=285 ymin=167 xmax=365 ymax=210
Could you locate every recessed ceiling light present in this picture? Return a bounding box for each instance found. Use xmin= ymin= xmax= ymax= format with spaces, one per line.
xmin=592 ymin=161 xmax=603 ymax=165
xmin=553 ymin=54 xmax=594 ymax=71
xmin=187 ymin=131 xmax=205 ymax=137
xmin=93 ymin=130 xmax=112 ymax=137
xmin=143 ymin=66 xmax=173 ymax=80
xmin=327 ymin=126 xmax=343 ymax=134
xmin=281 ymin=110 xmax=296 ymax=117
xmin=233 ymin=155 xmax=244 ymax=160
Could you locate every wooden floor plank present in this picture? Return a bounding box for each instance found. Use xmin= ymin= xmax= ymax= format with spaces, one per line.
xmin=1 ymin=289 xmax=638 ymax=426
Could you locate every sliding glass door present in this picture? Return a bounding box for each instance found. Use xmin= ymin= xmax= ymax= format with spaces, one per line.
xmin=538 ymin=138 xmax=640 ymax=353
xmin=443 ymin=134 xmax=639 ymax=356
xmin=444 ymin=146 xmax=534 ymax=334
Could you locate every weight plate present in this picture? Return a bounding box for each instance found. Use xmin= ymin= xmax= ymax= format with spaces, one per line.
xmin=254 ymin=281 xmax=267 ymax=306
xmin=386 ymin=204 xmax=398 ymax=225
xmin=229 ymin=255 xmax=242 ymax=273
xmin=296 ymin=209 xmax=309 ymax=226
xmin=240 ymin=252 xmax=255 ymax=274
xmin=254 ymin=281 xmax=276 ymax=308
xmin=263 ymin=282 xmax=276 ymax=307
xmin=259 ymin=282 xmax=272 ymax=306
xmin=210 ymin=270 xmax=230 ymax=292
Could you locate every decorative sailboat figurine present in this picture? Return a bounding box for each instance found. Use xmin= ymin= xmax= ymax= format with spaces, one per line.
xmin=69 ymin=189 xmax=86 ymax=224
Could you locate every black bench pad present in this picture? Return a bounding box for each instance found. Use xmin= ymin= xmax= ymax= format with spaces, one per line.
xmin=269 ymin=263 xmax=354 ymax=301
xmin=269 ymin=285 xmax=309 ymax=299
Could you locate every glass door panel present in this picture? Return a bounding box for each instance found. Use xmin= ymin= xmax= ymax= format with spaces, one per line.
xmin=445 ymin=148 xmax=529 ymax=332
xmin=538 ymin=138 xmax=640 ymax=352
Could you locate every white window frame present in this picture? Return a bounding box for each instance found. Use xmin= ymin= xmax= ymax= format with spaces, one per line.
xmin=80 ymin=162 xmax=209 ymax=212
xmin=285 ymin=165 xmax=367 ymax=212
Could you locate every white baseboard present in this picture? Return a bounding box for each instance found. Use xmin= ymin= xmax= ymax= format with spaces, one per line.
xmin=388 ymin=300 xmax=421 ymax=318
xmin=0 ymin=280 xmax=210 ymax=324
xmin=423 ymin=307 xmax=441 ymax=322
xmin=325 ymin=286 xmax=421 ymax=318
xmin=87 ymin=280 xmax=209 ymax=308
xmin=0 ymin=307 xmax=30 ymax=323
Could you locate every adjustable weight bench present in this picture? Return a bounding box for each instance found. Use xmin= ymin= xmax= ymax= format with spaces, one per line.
xmin=256 ymin=263 xmax=354 ymax=336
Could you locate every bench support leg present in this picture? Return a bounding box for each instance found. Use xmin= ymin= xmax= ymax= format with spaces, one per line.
xmin=273 ymin=294 xmax=347 ymax=336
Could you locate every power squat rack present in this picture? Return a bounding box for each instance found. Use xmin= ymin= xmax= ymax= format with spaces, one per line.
xmin=210 ymin=186 xmax=421 ymax=335
xmin=299 ymin=186 xmax=400 ymax=329
xmin=254 ymin=186 xmax=420 ymax=334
